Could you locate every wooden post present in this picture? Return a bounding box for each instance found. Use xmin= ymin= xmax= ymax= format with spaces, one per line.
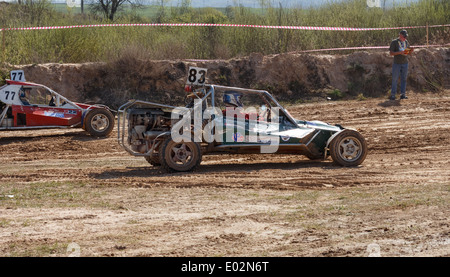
xmin=1 ymin=28 xmax=5 ymax=64
xmin=426 ymin=22 xmax=429 ymax=47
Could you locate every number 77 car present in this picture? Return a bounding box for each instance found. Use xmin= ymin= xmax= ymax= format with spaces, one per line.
xmin=0 ymin=72 xmax=114 ymax=137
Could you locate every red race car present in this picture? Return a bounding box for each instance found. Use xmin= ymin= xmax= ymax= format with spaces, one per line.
xmin=0 ymin=71 xmax=114 ymax=137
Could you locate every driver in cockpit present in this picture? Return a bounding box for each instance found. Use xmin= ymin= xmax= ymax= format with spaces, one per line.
xmin=19 ymin=87 xmax=31 ymax=105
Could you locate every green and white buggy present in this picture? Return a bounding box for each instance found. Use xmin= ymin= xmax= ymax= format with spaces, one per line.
xmin=117 ymin=83 xmax=367 ymax=172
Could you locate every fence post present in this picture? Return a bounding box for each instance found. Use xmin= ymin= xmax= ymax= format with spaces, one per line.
xmin=426 ymin=22 xmax=429 ymax=47
xmin=1 ymin=28 xmax=5 ymax=64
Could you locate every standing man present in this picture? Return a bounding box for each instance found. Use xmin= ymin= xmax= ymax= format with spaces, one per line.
xmin=389 ymin=29 xmax=413 ymax=100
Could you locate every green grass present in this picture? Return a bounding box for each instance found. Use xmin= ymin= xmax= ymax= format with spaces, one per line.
xmin=0 ymin=181 xmax=101 ymax=209
xmin=6 ymin=241 xmax=70 ymax=257
xmin=282 ymin=182 xmax=449 ymax=224
xmin=52 ymin=3 xmax=161 ymax=18
xmin=0 ymin=218 xmax=10 ymax=228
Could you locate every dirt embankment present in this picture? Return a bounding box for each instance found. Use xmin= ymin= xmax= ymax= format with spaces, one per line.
xmin=11 ymin=48 xmax=450 ymax=108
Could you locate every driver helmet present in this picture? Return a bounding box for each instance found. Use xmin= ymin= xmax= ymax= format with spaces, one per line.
xmin=184 ymin=85 xmax=193 ymax=93
xmin=19 ymin=87 xmax=29 ymax=98
xmin=223 ymin=91 xmax=243 ymax=107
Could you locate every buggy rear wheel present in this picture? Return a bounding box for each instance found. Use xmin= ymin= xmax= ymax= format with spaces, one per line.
xmin=159 ymin=139 xmax=202 ymax=172
xmin=329 ymin=129 xmax=367 ymax=166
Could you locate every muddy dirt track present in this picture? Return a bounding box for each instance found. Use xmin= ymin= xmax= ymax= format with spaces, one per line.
xmin=0 ymin=92 xmax=449 ymax=257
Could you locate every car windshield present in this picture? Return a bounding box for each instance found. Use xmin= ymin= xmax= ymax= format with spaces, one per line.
xmin=214 ymin=89 xmax=274 ymax=111
xmin=209 ymin=86 xmax=298 ymax=128
xmin=23 ymin=86 xmax=54 ymax=106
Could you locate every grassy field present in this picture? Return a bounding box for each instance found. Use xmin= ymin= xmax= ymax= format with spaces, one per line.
xmin=0 ymin=0 xmax=448 ymax=65
xmin=52 ymin=3 xmax=161 ymax=18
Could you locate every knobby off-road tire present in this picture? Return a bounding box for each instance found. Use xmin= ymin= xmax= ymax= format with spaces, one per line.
xmin=145 ymin=141 xmax=162 ymax=166
xmin=145 ymin=155 xmax=161 ymax=167
xmin=305 ymin=152 xmax=324 ymax=161
xmin=159 ymin=139 xmax=202 ymax=172
xmin=329 ymin=129 xmax=367 ymax=166
xmin=84 ymin=109 xmax=114 ymax=137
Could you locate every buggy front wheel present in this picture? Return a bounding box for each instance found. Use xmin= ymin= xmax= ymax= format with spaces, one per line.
xmin=84 ymin=109 xmax=114 ymax=137
xmin=329 ymin=129 xmax=367 ymax=166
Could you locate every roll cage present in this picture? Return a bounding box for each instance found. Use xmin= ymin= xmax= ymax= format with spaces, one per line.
xmin=117 ymin=84 xmax=306 ymax=157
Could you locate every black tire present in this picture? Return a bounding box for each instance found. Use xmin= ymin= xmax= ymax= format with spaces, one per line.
xmin=84 ymin=109 xmax=114 ymax=137
xmin=329 ymin=129 xmax=367 ymax=166
xmin=304 ymin=151 xmax=324 ymax=160
xmin=159 ymin=139 xmax=202 ymax=172
xmin=145 ymin=155 xmax=161 ymax=167
xmin=145 ymin=141 xmax=163 ymax=166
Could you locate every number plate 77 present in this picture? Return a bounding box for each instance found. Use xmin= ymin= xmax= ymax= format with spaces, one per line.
xmin=10 ymin=70 xmax=25 ymax=82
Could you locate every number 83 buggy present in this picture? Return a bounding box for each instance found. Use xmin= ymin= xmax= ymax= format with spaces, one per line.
xmin=0 ymin=71 xmax=114 ymax=137
xmin=118 ymin=83 xmax=368 ymax=173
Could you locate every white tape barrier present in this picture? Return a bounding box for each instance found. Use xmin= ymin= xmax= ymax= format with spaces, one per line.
xmin=1 ymin=23 xmax=449 ymax=32
xmin=297 ymin=43 xmax=450 ymax=53
xmin=183 ymin=43 xmax=450 ymax=62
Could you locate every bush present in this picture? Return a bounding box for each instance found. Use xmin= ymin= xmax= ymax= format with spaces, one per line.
xmin=327 ymin=89 xmax=344 ymax=100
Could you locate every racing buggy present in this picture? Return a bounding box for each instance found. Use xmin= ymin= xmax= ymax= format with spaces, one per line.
xmin=117 ymin=70 xmax=367 ymax=172
xmin=0 ymin=71 xmax=114 ymax=137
